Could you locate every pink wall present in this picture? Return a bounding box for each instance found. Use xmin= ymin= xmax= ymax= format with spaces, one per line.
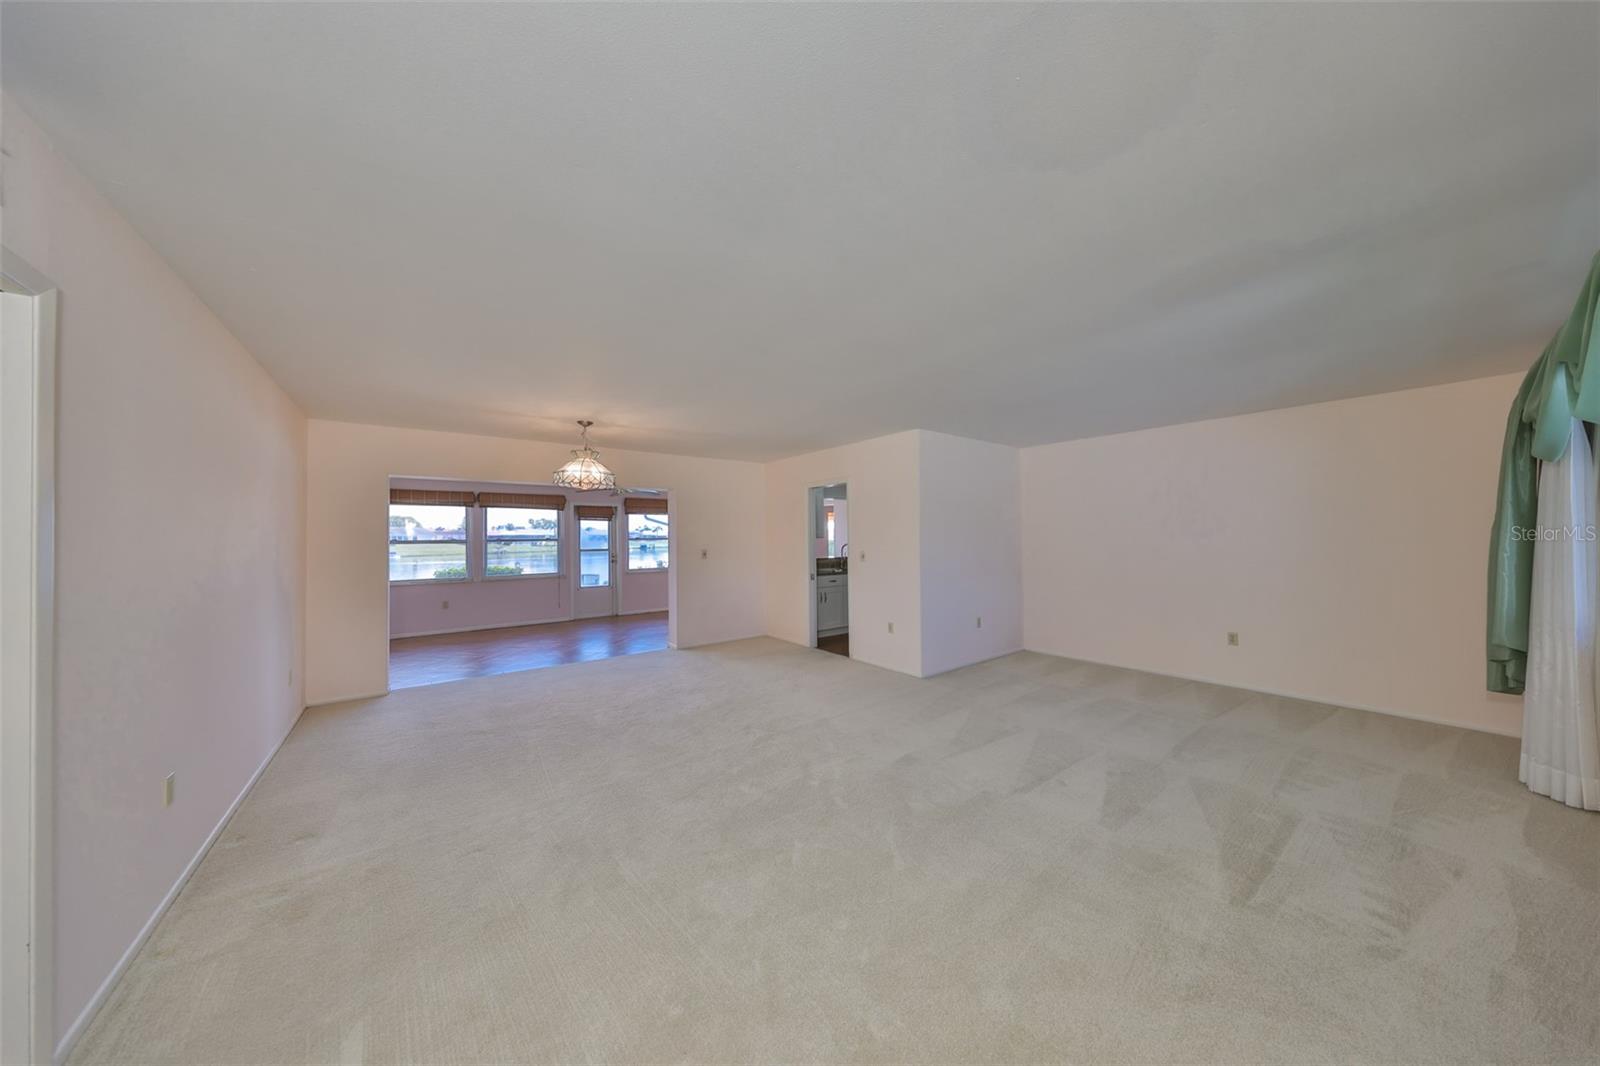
xmin=3 ymin=99 xmax=307 ymax=1055
xmin=387 ymin=478 xmax=669 ymax=638
xmin=620 ymin=568 xmax=669 ymax=615
xmin=1021 ymin=373 xmax=1527 ymax=736
xmin=390 ymin=573 xmax=567 ymax=637
xmin=919 ymin=432 xmax=1023 ymax=675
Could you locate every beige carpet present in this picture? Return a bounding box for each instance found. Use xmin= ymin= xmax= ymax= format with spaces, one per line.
xmin=71 ymin=639 xmax=1599 ymax=1064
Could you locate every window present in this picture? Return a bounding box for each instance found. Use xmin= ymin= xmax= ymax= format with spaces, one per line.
xmin=578 ymin=513 xmax=612 ymax=587
xmin=627 ymin=512 xmax=669 ymax=570
xmin=388 ymin=504 xmax=468 ymax=581
xmin=485 ymin=507 xmax=560 ymax=576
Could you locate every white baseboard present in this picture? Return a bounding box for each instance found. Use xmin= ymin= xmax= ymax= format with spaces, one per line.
xmin=53 ymin=703 xmax=308 ymax=1065
xmin=390 ymin=616 xmax=574 ymax=640
xmin=392 ymin=607 xmax=670 ymax=640
xmin=920 ymin=643 xmax=1024 ymax=678
xmin=1022 ymin=647 xmax=1521 ymax=738
xmin=305 ymin=689 xmax=389 ymax=708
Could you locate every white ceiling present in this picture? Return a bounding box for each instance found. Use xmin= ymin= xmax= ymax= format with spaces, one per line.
xmin=4 ymin=2 xmax=1597 ymax=461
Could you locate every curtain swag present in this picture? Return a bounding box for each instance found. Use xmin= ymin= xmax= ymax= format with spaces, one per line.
xmin=1488 ymin=252 xmax=1600 ymax=695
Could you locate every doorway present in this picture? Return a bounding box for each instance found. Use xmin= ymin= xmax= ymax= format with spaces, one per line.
xmin=808 ymin=482 xmax=849 ymax=657
xmin=385 ymin=482 xmax=670 ymax=689
xmin=1 ymin=253 xmax=57 ymax=1066
xmin=573 ymin=504 xmax=618 ymax=619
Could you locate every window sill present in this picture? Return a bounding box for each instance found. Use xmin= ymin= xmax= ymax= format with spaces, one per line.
xmin=390 ymin=578 xmax=471 ymax=587
xmin=484 ymin=572 xmax=564 ymax=581
xmin=626 ymin=568 xmax=671 ymax=574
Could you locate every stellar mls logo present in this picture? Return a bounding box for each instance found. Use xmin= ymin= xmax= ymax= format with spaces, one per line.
xmin=1512 ymin=524 xmax=1599 ymax=542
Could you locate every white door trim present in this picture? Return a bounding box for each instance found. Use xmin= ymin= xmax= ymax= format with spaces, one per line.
xmin=1 ymin=248 xmax=58 ymax=1066
xmin=804 ymin=478 xmax=847 ymax=650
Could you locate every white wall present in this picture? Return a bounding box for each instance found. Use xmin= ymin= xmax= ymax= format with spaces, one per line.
xmin=919 ymin=432 xmax=1023 ymax=675
xmin=306 ymin=420 xmax=764 ymax=705
xmin=1 ymin=99 xmax=307 ymax=1053
xmin=1021 ymin=373 xmax=1526 ymax=736
xmin=764 ymin=431 xmax=926 ymax=676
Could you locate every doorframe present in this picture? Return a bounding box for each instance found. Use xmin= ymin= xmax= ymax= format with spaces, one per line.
xmin=804 ymin=478 xmax=847 ymax=650
xmin=574 ymin=503 xmax=619 ymax=619
xmin=1 ymin=247 xmax=58 ymax=1066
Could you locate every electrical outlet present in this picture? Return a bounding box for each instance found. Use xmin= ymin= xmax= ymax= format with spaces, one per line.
xmin=1227 ymin=632 xmax=1239 ymax=646
xmin=976 ymin=616 xmax=983 ymax=629
xmin=887 ymin=621 xmax=894 ymax=634
xmin=163 ymin=772 xmax=176 ymax=807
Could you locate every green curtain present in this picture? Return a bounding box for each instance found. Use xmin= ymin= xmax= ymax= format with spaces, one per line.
xmin=1487 ymin=363 xmax=1542 ymax=693
xmin=1526 ymin=252 xmax=1600 ymax=463
xmin=1487 ymin=252 xmax=1600 ymax=694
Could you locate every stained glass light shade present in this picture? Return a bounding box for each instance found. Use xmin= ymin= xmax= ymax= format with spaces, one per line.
xmin=552 ymin=446 xmax=616 ymax=492
xmin=552 ymin=421 xmax=618 ymax=492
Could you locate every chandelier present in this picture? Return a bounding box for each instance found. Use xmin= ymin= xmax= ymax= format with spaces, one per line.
xmin=551 ymin=420 xmax=617 ymax=492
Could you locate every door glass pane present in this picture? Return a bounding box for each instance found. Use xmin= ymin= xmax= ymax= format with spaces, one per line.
xmin=579 ymin=518 xmax=610 ymax=550
xmin=579 ymin=517 xmax=611 ymax=587
xmin=580 ymin=550 xmax=610 ymax=587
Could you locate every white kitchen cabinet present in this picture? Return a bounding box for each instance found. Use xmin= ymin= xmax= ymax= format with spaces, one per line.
xmin=817 ymin=574 xmax=848 ymax=635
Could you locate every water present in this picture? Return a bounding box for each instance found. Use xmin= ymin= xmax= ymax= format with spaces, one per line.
xmin=388 ymin=542 xmax=666 ymax=582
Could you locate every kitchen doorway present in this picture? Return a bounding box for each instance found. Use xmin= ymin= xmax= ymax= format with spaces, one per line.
xmin=808 ymin=482 xmax=849 ymax=657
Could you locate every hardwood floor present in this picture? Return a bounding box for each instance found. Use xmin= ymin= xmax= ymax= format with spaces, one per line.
xmin=389 ymin=611 xmax=669 ymax=689
xmin=817 ymin=632 xmax=849 ymax=657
